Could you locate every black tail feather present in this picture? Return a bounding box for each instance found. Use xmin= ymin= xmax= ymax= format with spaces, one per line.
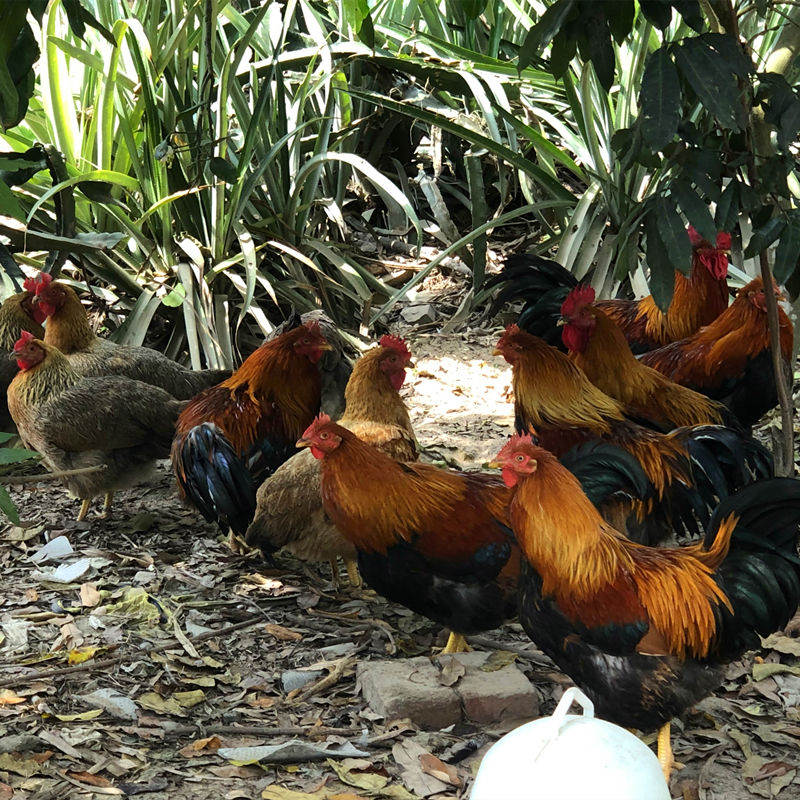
xmin=706 ymin=478 xmax=800 ymax=659
xmin=176 ymin=423 xmax=257 ymax=536
xmin=559 ymin=440 xmax=653 ymax=507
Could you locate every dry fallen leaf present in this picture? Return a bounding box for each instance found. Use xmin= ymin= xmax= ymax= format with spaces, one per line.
xmin=265 ymin=623 xmax=303 ymax=641
xmin=0 ymin=690 xmax=27 ymax=706
xmin=419 ymin=753 xmax=462 ymax=787
xmin=178 ymin=736 xmax=222 ymax=758
xmin=66 ymin=771 xmax=114 ymax=787
xmin=68 ymin=645 xmax=99 ymax=664
xmin=80 ymin=582 xmax=102 ymax=607
xmin=438 ymin=656 xmax=465 ymax=687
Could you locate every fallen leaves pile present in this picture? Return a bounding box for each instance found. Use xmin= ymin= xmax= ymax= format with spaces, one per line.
xmin=1 ymin=330 xmax=799 ymax=800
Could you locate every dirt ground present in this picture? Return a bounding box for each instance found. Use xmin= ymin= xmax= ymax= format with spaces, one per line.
xmin=1 ymin=319 xmax=800 ymax=800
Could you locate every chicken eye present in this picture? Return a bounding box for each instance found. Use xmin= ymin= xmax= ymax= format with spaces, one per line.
xmin=515 ymin=454 xmax=525 ymax=463
xmin=319 ymin=431 xmax=329 ymax=440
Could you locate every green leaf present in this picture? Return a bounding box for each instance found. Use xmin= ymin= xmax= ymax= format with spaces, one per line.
xmin=671 ymin=0 xmax=704 ymax=32
xmin=0 ymin=432 xmax=15 ymax=445
xmin=744 ymin=215 xmax=787 ymax=258
xmin=161 ymin=285 xmax=186 ymax=308
xmin=640 ymin=47 xmax=680 ymax=150
xmin=640 ymin=0 xmax=673 ymax=29
xmin=774 ymin=211 xmax=800 ymax=284
xmin=0 ymin=484 xmax=20 ymax=525
xmin=521 ymin=0 xmax=576 ymax=68
xmin=460 ymin=0 xmax=487 ymax=19
xmin=584 ymin=15 xmax=615 ymax=91
xmin=703 ymin=33 xmax=753 ymax=79
xmin=209 ymin=157 xmax=238 ymax=184
xmin=0 ymin=177 xmax=24 ymax=220
xmin=675 ymin=37 xmax=744 ymax=130
xmin=655 ymin=195 xmax=692 ymax=276
xmin=645 ymin=206 xmax=675 ymax=312
xmin=671 ymin=178 xmax=716 ymax=244
xmin=0 ymin=448 xmax=37 ymax=465
xmin=714 ymin=181 xmax=739 ymax=233
xmin=607 ymin=0 xmax=635 ymax=44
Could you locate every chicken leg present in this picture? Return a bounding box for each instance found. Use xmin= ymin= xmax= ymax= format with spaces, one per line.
xmin=101 ymin=492 xmax=113 ymax=518
xmin=77 ymin=499 xmax=91 ymax=522
xmin=657 ymin=722 xmax=673 ymax=782
xmin=441 ymin=632 xmax=471 ymax=654
xmin=344 ymin=558 xmax=362 ymax=588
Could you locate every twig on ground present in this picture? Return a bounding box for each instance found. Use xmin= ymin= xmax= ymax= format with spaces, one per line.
xmin=0 ymin=464 xmax=106 ymax=484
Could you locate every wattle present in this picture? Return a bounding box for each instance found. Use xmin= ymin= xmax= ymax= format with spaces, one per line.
xmin=309 ymin=445 xmax=325 ymax=460
xmin=561 ymin=322 xmax=590 ymax=354
xmin=389 ymin=369 xmax=406 ymax=390
xmin=501 ymin=466 xmax=519 ymax=488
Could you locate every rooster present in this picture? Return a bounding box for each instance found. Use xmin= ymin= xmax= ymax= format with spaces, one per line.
xmin=494 ymin=324 xmax=772 ymax=544
xmin=640 ymin=277 xmax=795 ymax=428
xmin=559 ymin=285 xmax=735 ymax=430
xmin=488 ymin=228 xmax=730 ymax=353
xmin=7 ymin=333 xmax=185 ymax=520
xmin=298 ymin=413 xmax=655 ymax=653
xmin=1 ymin=290 xmax=46 ymax=430
xmin=30 ymin=273 xmax=231 ymax=399
xmin=172 ymin=319 xmax=330 ymax=537
xmin=493 ymin=433 xmax=800 ymax=780
xmin=245 ymin=335 xmax=418 ymax=588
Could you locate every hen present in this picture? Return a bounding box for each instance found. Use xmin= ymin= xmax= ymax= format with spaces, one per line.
xmin=298 ymin=414 xmax=653 ymax=653
xmin=172 ymin=319 xmax=329 ymax=536
xmin=640 ymin=277 xmax=795 ymax=428
xmin=495 ymin=324 xmax=772 ymax=544
xmin=494 ymin=434 xmax=800 ymax=779
xmin=245 ymin=335 xmax=417 ymax=587
xmin=488 ymin=228 xmax=730 ymax=353
xmin=7 ymin=333 xmax=185 ymax=520
xmin=0 ymin=289 xmax=46 ymax=430
xmin=559 ymin=285 xmax=734 ymax=430
xmin=30 ymin=273 xmax=230 ymax=399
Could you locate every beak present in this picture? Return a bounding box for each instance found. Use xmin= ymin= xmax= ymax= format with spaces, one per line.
xmin=556 ymin=317 xmax=566 ymax=327
xmin=318 ymin=343 xmax=334 ymax=352
xmin=487 ymin=460 xmax=502 ymax=470
xmin=406 ymin=360 xmax=415 ymax=368
xmin=492 ymin=347 xmax=503 ymax=356
xmin=296 ymin=438 xmax=311 ymax=448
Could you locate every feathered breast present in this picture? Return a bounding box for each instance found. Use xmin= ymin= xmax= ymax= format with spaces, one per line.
xmin=320 ymin=443 xmax=510 ymax=559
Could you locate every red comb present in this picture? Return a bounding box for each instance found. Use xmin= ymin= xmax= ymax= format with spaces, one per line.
xmin=687 ymin=225 xmax=703 ymax=246
xmin=561 ymin=284 xmax=595 ymax=317
xmin=13 ymin=330 xmax=36 ymax=351
xmin=379 ymin=334 xmax=411 ymax=359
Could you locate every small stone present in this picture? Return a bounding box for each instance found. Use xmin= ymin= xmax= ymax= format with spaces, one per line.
xmin=281 ymin=669 xmax=324 ymax=693
xmin=357 ymin=657 xmax=461 ymax=730
xmin=434 ymin=651 xmax=539 ymax=724
xmin=400 ymin=303 xmax=438 ymax=324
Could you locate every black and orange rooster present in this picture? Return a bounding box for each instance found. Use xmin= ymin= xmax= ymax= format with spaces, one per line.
xmin=494 ymin=324 xmax=772 ymax=544
xmin=172 ymin=319 xmax=330 ymax=536
xmin=488 ymin=227 xmax=730 ymax=353
xmin=298 ymin=413 xmax=653 ymax=653
xmin=493 ymin=433 xmax=800 ymax=780
xmin=640 ymin=277 xmax=794 ymax=428
xmin=558 ymin=285 xmax=734 ymax=431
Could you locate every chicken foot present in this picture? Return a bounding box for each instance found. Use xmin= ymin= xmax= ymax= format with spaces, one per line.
xmin=77 ymin=499 xmax=90 ymax=522
xmin=440 ymin=632 xmax=471 ymax=654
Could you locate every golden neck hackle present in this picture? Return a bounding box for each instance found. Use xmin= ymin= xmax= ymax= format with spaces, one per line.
xmin=43 ymin=286 xmax=97 ymax=353
xmin=341 ymin=348 xmax=411 ymax=431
